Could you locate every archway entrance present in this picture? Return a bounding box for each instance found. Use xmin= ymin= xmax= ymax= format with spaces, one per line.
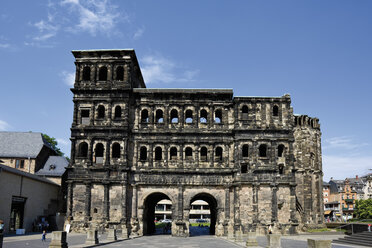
xmin=189 ymin=193 xmax=217 ymax=236
xmin=143 ymin=193 xmax=173 ymax=235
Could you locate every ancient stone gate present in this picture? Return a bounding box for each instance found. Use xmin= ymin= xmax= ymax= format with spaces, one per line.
xmin=65 ymin=49 xmax=324 ymax=238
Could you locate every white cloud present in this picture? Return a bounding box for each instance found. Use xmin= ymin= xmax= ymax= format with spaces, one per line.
xmin=0 ymin=43 xmax=10 ymax=48
xmin=133 ymin=27 xmax=144 ymax=40
xmin=61 ymin=0 xmax=122 ymax=36
xmin=324 ymin=136 xmax=369 ymax=150
xmin=323 ymin=155 xmax=372 ymax=181
xmin=0 ymin=120 xmax=11 ymax=131
xmin=31 ymin=19 xmax=59 ymax=41
xmin=141 ymin=55 xmax=199 ymax=84
xmin=60 ymin=71 xmax=75 ymax=86
xmin=56 ymin=138 xmax=69 ymax=146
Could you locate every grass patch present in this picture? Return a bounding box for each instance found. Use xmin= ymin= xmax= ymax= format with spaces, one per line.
xmin=155 ymin=223 xmax=167 ymax=228
xmin=306 ymin=228 xmax=333 ymax=233
xmin=190 ymin=223 xmax=210 ymax=227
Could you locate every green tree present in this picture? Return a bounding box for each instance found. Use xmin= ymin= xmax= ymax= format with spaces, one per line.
xmin=354 ymin=199 xmax=372 ymax=219
xmin=42 ymin=133 xmax=64 ymax=157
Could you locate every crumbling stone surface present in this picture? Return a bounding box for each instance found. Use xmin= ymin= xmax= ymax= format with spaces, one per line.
xmin=65 ymin=50 xmax=324 ymax=237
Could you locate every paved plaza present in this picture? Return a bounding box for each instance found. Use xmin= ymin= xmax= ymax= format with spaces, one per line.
xmin=2 ymin=230 xmax=368 ymax=248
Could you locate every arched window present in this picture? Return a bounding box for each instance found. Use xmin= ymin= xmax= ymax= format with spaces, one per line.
xmin=278 ymin=144 xmax=285 ymax=157
xmin=185 ymin=147 xmax=193 ymax=160
xmin=112 ymin=143 xmax=121 ymax=158
xmin=200 ymin=109 xmax=208 ymax=123
xmin=78 ymin=142 xmax=88 ymax=157
xmin=215 ymin=147 xmax=223 ymax=161
xmin=170 ymin=109 xmax=178 ymax=123
xmin=273 ymin=105 xmax=279 ymax=117
xmin=170 ymin=147 xmax=177 ymax=160
xmin=241 ymin=164 xmax=248 ymax=173
xmin=116 ymin=66 xmax=124 ymax=81
xmin=141 ymin=109 xmax=149 ymax=123
xmin=95 ymin=143 xmax=104 ymax=164
xmin=82 ymin=67 xmax=90 ymax=81
xmin=155 ymin=147 xmax=162 ymax=161
xmin=259 ymin=144 xmax=267 ymax=157
xmin=185 ymin=110 xmax=193 ymax=123
xmin=114 ymin=106 xmax=121 ymax=118
xmin=99 ymin=66 xmax=108 ymax=81
xmin=97 ymin=105 xmax=105 ymax=118
xmin=200 ymin=147 xmax=208 ymax=161
xmin=278 ymin=164 xmax=284 ymax=174
xmin=155 ymin=109 xmax=164 ymax=123
xmin=140 ymin=147 xmax=147 ymax=161
xmin=242 ymin=144 xmax=248 ymax=158
xmin=214 ymin=109 xmax=222 ymax=123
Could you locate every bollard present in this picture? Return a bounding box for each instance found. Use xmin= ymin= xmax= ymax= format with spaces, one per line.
xmin=107 ymin=228 xmax=117 ymax=241
xmin=246 ymin=231 xmax=259 ymax=247
xmin=121 ymin=225 xmax=129 ymax=239
xmin=307 ymin=239 xmax=331 ymax=248
xmin=0 ymin=233 xmax=3 ymax=248
xmin=85 ymin=230 xmax=99 ymax=245
xmin=266 ymin=234 xmax=281 ymax=248
xmin=49 ymin=231 xmax=68 ymax=248
xmin=235 ymin=229 xmax=243 ymax=242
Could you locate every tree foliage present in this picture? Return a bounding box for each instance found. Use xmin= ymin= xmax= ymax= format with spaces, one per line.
xmin=354 ymin=199 xmax=372 ymax=219
xmin=42 ymin=133 xmax=64 ymax=157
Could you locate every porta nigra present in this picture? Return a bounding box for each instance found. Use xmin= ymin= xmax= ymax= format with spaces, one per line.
xmin=65 ymin=49 xmax=324 ymax=238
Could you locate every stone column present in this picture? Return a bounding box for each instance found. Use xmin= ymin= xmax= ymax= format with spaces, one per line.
xmin=121 ymin=183 xmax=128 ymax=238
xmin=105 ymin=140 xmax=110 ymax=166
xmin=88 ymin=141 xmax=94 ymax=165
xmin=103 ymin=183 xmax=110 ymax=221
xmin=66 ymin=182 xmax=73 ymax=219
xmin=177 ymin=185 xmax=183 ymax=220
xmin=85 ymin=183 xmax=91 ymax=221
xmin=225 ymin=187 xmax=230 ymax=220
xmin=271 ymin=185 xmax=278 ymax=222
xmin=132 ymin=185 xmax=138 ymax=219
xmin=70 ymin=138 xmax=76 ymax=164
xmin=252 ymin=184 xmax=259 ymax=227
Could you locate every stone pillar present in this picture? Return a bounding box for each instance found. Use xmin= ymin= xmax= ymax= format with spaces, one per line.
xmin=121 ymin=183 xmax=128 ymax=239
xmin=107 ymin=228 xmax=117 ymax=241
xmin=245 ymin=231 xmax=259 ymax=247
xmin=267 ymin=234 xmax=281 ymax=248
xmin=66 ymin=182 xmax=73 ymax=219
xmin=132 ymin=185 xmax=137 ymax=219
xmin=85 ymin=229 xmax=99 ymax=245
xmin=105 ymin=140 xmax=110 ymax=166
xmin=307 ymin=239 xmax=331 ymax=248
xmin=225 ymin=187 xmax=230 ymax=220
xmin=177 ymin=185 xmax=183 ymax=220
xmin=85 ymin=183 xmax=91 ymax=221
xmin=271 ymin=185 xmax=278 ymax=222
xmin=103 ymin=183 xmax=110 ymax=221
xmin=49 ymin=231 xmax=68 ymax=248
xmin=88 ymin=141 xmax=93 ymax=165
xmin=70 ymin=139 xmax=76 ymax=164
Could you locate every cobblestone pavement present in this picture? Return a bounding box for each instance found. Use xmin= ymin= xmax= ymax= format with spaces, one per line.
xmin=2 ymin=231 xmax=368 ymax=248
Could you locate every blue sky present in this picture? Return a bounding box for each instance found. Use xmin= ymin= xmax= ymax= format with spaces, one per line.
xmin=0 ymin=0 xmax=371 ymax=181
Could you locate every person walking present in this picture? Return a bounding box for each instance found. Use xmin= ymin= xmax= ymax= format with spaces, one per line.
xmin=41 ymin=230 xmax=46 ymax=242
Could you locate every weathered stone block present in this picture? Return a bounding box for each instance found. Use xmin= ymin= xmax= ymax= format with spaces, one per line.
xmin=85 ymin=230 xmax=99 ymax=245
xmin=107 ymin=228 xmax=117 ymax=241
xmin=246 ymin=231 xmax=259 ymax=247
xmin=307 ymin=239 xmax=331 ymax=248
xmin=266 ymin=234 xmax=281 ymax=248
xmin=49 ymin=231 xmax=68 ymax=248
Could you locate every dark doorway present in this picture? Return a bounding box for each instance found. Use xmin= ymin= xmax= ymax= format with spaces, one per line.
xmin=143 ymin=193 xmax=172 ymax=235
xmin=9 ymin=196 xmax=26 ymax=232
xmin=189 ymin=193 xmax=217 ymax=236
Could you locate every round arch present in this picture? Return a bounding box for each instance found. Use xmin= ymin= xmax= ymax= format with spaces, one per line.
xmin=187 ymin=192 xmax=220 ymax=235
xmin=142 ymin=192 xmax=174 ymax=235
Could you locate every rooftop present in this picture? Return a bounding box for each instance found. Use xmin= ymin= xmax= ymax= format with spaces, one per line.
xmin=0 ymin=132 xmax=54 ymax=158
xmin=35 ymin=156 xmax=68 ymax=177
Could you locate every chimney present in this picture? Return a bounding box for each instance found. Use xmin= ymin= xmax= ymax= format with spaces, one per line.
xmin=356 ymin=175 xmax=358 ymax=179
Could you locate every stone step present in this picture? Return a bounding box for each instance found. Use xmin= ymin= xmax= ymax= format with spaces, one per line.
xmin=333 ymin=238 xmax=372 ymax=247
xmin=342 ymin=236 xmax=372 ymax=242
